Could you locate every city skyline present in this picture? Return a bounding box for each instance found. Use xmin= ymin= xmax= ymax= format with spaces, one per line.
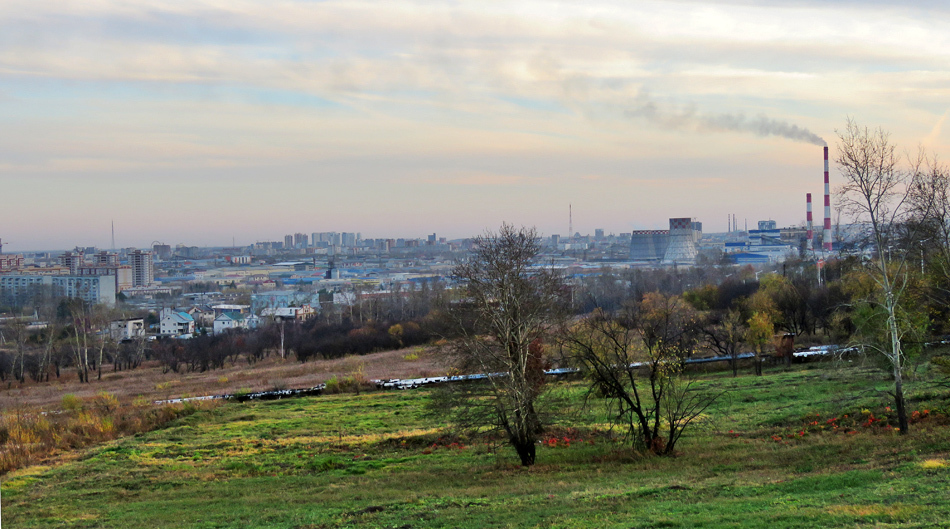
xmin=2 ymin=1 xmax=949 ymax=251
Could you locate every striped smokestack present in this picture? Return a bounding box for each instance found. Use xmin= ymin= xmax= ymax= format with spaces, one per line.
xmin=806 ymin=193 xmax=813 ymax=251
xmin=823 ymin=146 xmax=832 ymax=252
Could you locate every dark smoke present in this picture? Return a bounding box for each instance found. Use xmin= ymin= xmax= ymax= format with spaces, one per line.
xmin=625 ymin=94 xmax=826 ymax=146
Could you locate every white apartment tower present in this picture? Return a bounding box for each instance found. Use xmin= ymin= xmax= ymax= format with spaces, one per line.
xmin=129 ymin=250 xmax=153 ymax=287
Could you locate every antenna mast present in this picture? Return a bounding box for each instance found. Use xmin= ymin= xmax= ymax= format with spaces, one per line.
xmin=111 ymin=220 xmax=115 ymax=250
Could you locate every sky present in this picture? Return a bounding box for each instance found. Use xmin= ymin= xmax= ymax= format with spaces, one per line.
xmin=1 ymin=0 xmax=949 ymax=251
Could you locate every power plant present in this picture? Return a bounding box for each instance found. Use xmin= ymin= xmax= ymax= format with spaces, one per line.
xmin=629 ymin=218 xmax=701 ymax=264
xmin=806 ymin=193 xmax=813 ymax=252
xmin=624 ymin=145 xmax=831 ymax=267
xmin=823 ymin=145 xmax=832 ymax=252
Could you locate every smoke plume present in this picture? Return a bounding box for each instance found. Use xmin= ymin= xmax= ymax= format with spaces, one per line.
xmin=625 ymin=94 xmax=826 ymax=146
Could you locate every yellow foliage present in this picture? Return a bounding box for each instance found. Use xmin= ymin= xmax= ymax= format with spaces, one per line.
xmin=61 ymin=394 xmax=82 ymax=411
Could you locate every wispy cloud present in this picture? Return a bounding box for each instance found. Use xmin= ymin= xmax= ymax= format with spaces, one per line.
xmin=1 ymin=1 xmax=949 ymax=248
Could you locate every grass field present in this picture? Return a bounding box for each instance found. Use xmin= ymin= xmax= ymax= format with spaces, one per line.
xmin=2 ymin=361 xmax=950 ymax=528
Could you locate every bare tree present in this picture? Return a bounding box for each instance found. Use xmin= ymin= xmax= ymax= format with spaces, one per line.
xmin=446 ymin=224 xmax=563 ymax=466
xmin=92 ymin=304 xmax=116 ymax=380
xmin=907 ymin=153 xmax=950 ymax=291
xmin=703 ymin=309 xmax=746 ymax=377
xmin=561 ymin=304 xmax=717 ymax=455
xmin=34 ymin=287 xmax=62 ymax=382
xmin=65 ymin=299 xmax=93 ymax=383
xmin=836 ymin=118 xmax=936 ymax=434
xmin=4 ymin=315 xmax=29 ymax=383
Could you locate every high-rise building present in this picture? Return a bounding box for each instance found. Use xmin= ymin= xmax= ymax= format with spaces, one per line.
xmin=152 ymin=244 xmax=172 ymax=260
xmin=595 ymin=229 xmax=605 ymax=240
xmin=0 ymin=254 xmax=24 ymax=272
xmin=78 ymin=264 xmax=133 ymax=292
xmin=284 ymin=235 xmax=294 ymax=250
xmin=129 ymin=250 xmax=153 ymax=287
xmin=294 ymin=233 xmax=309 ymax=248
xmin=59 ymin=251 xmax=85 ymax=274
xmin=93 ymin=251 xmax=119 ymax=266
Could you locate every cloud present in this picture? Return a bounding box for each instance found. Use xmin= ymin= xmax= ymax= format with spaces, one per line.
xmin=924 ymin=110 xmax=949 ymax=148
xmin=2 ymin=0 xmax=949 ymax=249
xmin=417 ymin=172 xmax=545 ymax=187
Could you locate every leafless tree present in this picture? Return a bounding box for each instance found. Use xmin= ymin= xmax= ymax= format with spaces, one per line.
xmin=836 ymin=117 xmax=937 ymax=434
xmin=703 ymin=309 xmax=746 ymax=377
xmin=4 ymin=315 xmax=29 ymax=383
xmin=34 ymin=287 xmax=62 ymax=382
xmin=446 ymin=224 xmax=563 ymax=466
xmin=65 ymin=299 xmax=93 ymax=383
xmin=561 ymin=302 xmax=717 ymax=455
xmin=908 ymin=153 xmax=950 ymax=287
xmin=93 ymin=305 xmax=116 ymax=380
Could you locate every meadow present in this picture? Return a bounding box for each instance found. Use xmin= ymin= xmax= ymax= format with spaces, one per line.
xmin=2 ymin=359 xmax=949 ymax=528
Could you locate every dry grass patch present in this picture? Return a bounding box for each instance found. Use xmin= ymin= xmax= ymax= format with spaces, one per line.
xmin=0 ymin=347 xmax=449 ymax=411
xmin=826 ymin=503 xmax=917 ymax=517
xmin=0 ymin=393 xmax=216 ymax=474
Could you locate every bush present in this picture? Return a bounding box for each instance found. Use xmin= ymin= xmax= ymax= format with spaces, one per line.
xmin=61 ymin=394 xmax=82 ymax=411
xmin=322 ymin=365 xmax=377 ymax=395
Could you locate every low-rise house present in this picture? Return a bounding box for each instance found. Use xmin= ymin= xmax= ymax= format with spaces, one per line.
xmin=259 ymin=304 xmax=316 ymax=322
xmin=160 ymin=311 xmax=195 ymax=337
xmin=176 ymin=305 xmax=215 ymax=328
xmin=110 ymin=318 xmax=145 ymax=341
xmin=213 ymin=312 xmax=260 ymax=335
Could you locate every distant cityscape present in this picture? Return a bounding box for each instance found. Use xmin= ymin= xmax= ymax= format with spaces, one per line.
xmin=0 ymin=216 xmax=843 ymax=326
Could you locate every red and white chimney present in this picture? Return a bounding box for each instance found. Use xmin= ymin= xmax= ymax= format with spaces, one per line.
xmin=806 ymin=193 xmax=813 ymax=251
xmin=823 ymin=146 xmax=832 ymax=252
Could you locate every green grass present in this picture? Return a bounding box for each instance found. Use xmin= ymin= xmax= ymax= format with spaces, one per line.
xmin=3 ymin=362 xmax=950 ymax=528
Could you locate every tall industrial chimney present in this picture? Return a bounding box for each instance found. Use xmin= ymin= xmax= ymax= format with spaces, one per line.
xmin=823 ymin=146 xmax=832 ymax=252
xmin=806 ymin=193 xmax=813 ymax=251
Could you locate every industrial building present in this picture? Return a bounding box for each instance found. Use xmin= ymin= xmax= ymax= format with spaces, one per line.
xmin=629 ymin=218 xmax=701 ymax=265
xmin=724 ymin=220 xmax=798 ymax=264
xmin=630 ymin=230 xmax=670 ymax=261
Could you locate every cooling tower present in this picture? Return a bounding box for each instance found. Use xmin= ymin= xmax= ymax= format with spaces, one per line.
xmin=662 ymin=217 xmax=698 ymax=264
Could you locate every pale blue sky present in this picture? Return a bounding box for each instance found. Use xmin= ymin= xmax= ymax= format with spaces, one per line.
xmin=1 ymin=0 xmax=948 ymax=250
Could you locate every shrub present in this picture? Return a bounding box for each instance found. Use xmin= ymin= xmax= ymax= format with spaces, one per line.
xmin=61 ymin=394 xmax=82 ymax=411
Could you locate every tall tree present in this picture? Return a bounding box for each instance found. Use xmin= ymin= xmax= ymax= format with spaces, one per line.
xmin=447 ymin=224 xmax=563 ymax=466
xmin=836 ymin=118 xmax=935 ymax=434
xmin=65 ymin=299 xmax=93 ymax=383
